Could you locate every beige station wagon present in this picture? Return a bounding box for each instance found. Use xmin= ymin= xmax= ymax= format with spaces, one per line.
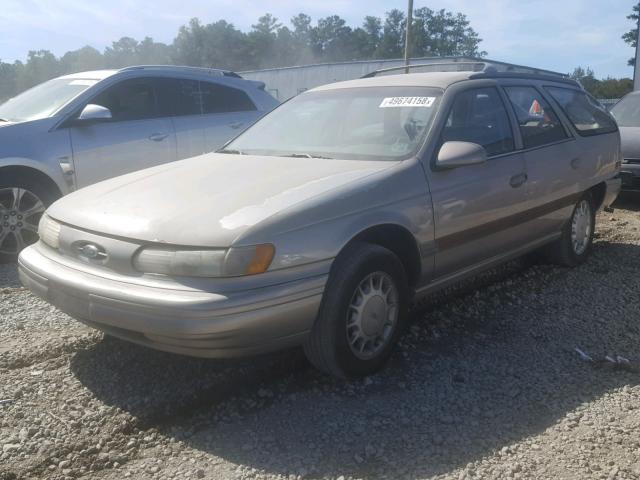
xmin=19 ymin=67 xmax=621 ymax=378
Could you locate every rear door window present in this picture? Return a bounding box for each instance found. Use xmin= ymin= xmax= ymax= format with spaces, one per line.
xmin=546 ymin=87 xmax=617 ymax=136
xmin=155 ymin=78 xmax=202 ymax=117
xmin=441 ymin=87 xmax=515 ymax=156
xmin=200 ymin=81 xmax=256 ymax=114
xmin=504 ymin=86 xmax=568 ymax=149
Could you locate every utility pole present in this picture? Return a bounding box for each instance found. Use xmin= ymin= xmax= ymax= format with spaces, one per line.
xmin=404 ymin=0 xmax=413 ymax=73
xmin=635 ymin=0 xmax=640 ymax=90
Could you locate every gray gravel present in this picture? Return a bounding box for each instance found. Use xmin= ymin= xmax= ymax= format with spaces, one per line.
xmin=1 ymin=193 xmax=640 ymax=480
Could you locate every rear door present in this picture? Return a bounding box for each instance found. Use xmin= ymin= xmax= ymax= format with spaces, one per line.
xmin=199 ymin=80 xmax=262 ymax=152
xmin=155 ymin=77 xmax=207 ymax=161
xmin=69 ymin=77 xmax=177 ymax=187
xmin=502 ymin=85 xmax=582 ymax=238
xmin=428 ymin=86 xmax=529 ymax=278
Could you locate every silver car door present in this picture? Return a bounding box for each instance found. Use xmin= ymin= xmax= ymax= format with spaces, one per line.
xmin=199 ymin=80 xmax=262 ymax=153
xmin=428 ymin=87 xmax=529 ymax=279
xmin=503 ymin=85 xmax=581 ymax=238
xmin=69 ymin=77 xmax=177 ymax=188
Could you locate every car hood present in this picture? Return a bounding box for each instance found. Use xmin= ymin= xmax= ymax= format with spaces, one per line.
xmin=48 ymin=153 xmax=398 ymax=247
xmin=619 ymin=126 xmax=640 ymax=160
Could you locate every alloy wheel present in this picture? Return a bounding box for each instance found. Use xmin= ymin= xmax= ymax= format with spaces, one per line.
xmin=0 ymin=187 xmax=46 ymax=255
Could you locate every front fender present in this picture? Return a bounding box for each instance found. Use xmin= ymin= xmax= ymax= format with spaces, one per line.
xmin=0 ymin=157 xmax=70 ymax=195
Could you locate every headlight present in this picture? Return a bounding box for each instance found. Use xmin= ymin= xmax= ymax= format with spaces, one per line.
xmin=133 ymin=244 xmax=275 ymax=277
xmin=38 ymin=214 xmax=61 ymax=249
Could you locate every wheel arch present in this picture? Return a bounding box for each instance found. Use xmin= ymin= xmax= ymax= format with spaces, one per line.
xmin=0 ymin=164 xmax=65 ymax=199
xmin=588 ymin=181 xmax=607 ymax=211
xmin=345 ymin=223 xmax=422 ymax=289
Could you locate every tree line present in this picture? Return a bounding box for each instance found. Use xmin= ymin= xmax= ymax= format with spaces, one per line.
xmin=0 ymin=8 xmax=484 ymax=102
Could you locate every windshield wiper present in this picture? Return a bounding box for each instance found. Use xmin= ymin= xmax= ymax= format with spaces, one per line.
xmin=281 ymin=153 xmax=334 ymax=159
xmin=217 ymin=148 xmax=245 ymax=155
xmin=0 ymin=118 xmax=9 ymax=122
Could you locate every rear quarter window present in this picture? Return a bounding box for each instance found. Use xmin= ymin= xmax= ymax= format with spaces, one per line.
xmin=546 ymin=86 xmax=618 ymax=136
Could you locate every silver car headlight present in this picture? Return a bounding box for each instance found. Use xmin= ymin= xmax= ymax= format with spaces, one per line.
xmin=38 ymin=214 xmax=61 ymax=249
xmin=133 ymin=244 xmax=275 ymax=277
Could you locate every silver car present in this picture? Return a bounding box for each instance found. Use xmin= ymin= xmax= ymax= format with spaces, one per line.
xmin=611 ymin=91 xmax=640 ymax=190
xmin=0 ymin=66 xmax=278 ymax=260
xmin=19 ymin=69 xmax=621 ymax=378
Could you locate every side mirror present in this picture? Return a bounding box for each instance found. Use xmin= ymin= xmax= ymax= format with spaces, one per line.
xmin=77 ymin=104 xmax=112 ymax=123
xmin=436 ymin=141 xmax=487 ymax=169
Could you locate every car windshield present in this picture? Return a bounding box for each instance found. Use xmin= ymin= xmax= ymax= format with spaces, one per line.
xmin=611 ymin=93 xmax=640 ymax=127
xmin=0 ymin=77 xmax=99 ymax=122
xmin=223 ymin=86 xmax=443 ymax=161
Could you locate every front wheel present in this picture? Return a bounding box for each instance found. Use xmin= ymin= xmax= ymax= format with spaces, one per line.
xmin=0 ymin=177 xmax=57 ymax=263
xmin=546 ymin=192 xmax=595 ymax=267
xmin=304 ymin=242 xmax=409 ymax=379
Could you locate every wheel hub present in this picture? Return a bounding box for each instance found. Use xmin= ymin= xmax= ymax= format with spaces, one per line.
xmin=361 ymin=295 xmax=387 ymax=337
xmin=346 ymin=271 xmax=399 ymax=360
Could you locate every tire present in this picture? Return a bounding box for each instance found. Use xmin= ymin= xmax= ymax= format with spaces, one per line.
xmin=303 ymin=242 xmax=409 ymax=379
xmin=545 ymin=192 xmax=595 ymax=267
xmin=0 ymin=173 xmax=59 ymax=263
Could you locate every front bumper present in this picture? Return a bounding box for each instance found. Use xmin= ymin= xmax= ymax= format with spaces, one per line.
xmin=620 ymin=163 xmax=640 ymax=190
xmin=18 ymin=244 xmax=327 ymax=358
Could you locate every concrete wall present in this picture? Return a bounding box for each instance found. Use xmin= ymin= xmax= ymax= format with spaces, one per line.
xmin=240 ymin=56 xmax=566 ymax=100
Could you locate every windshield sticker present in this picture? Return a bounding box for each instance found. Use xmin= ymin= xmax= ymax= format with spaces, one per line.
xmin=379 ymin=96 xmax=435 ymax=108
xmin=69 ymin=79 xmax=98 ymax=86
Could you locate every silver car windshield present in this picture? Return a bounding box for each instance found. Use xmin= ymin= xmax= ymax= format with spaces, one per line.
xmin=0 ymin=77 xmax=98 ymax=122
xmin=611 ymin=93 xmax=640 ymax=127
xmin=224 ymin=86 xmax=443 ymax=160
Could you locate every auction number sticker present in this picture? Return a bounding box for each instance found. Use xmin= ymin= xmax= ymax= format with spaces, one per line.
xmin=379 ymin=96 xmax=435 ymax=108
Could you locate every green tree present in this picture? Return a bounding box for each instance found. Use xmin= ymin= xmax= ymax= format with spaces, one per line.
xmin=59 ymin=46 xmax=104 ymax=73
xmin=375 ymin=9 xmax=405 ymax=59
xmin=623 ymin=3 xmax=640 ymax=66
xmin=569 ymin=66 xmax=632 ymax=99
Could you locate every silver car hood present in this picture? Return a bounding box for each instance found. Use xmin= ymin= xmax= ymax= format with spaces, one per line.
xmin=619 ymin=126 xmax=640 ymax=160
xmin=48 ymin=153 xmax=397 ymax=247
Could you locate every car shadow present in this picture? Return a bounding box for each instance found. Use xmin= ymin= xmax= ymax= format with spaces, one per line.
xmin=70 ymin=242 xmax=640 ymax=478
xmin=614 ymin=190 xmax=640 ymax=212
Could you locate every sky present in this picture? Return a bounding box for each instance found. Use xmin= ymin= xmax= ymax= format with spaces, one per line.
xmin=0 ymin=0 xmax=637 ymax=79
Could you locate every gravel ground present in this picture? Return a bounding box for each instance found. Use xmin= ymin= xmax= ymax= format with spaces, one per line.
xmin=1 ymin=193 xmax=639 ymax=480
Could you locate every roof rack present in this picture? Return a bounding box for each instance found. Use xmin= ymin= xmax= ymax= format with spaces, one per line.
xmin=118 ymin=65 xmax=242 ymax=78
xmin=362 ymin=62 xmax=487 ymax=78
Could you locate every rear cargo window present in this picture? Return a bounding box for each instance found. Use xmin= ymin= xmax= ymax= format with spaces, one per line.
xmin=504 ymin=86 xmax=568 ymax=149
xmin=546 ymin=86 xmax=618 ymax=136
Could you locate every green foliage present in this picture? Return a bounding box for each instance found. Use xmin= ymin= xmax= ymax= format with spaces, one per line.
xmin=569 ymin=66 xmax=632 ymax=99
xmin=623 ymin=3 xmax=640 ymax=66
xmin=0 ymin=9 xmax=486 ymax=102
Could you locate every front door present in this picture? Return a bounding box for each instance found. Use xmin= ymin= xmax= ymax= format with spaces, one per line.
xmin=428 ymin=87 xmax=528 ymax=279
xmin=69 ymin=77 xmax=177 ymax=188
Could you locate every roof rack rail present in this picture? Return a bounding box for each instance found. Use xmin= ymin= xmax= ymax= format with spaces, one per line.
xmin=118 ymin=65 xmax=242 ymax=78
xmin=362 ymin=62 xmax=488 ymax=78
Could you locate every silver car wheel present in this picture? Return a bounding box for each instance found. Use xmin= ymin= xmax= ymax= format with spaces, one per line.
xmin=570 ymin=199 xmax=592 ymax=256
xmin=0 ymin=187 xmax=46 ymax=255
xmin=346 ymin=271 xmax=399 ymax=360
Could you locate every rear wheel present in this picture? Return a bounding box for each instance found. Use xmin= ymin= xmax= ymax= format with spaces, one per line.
xmin=545 ymin=192 xmax=595 ymax=267
xmin=303 ymin=242 xmax=409 ymax=379
xmin=0 ymin=175 xmax=58 ymax=262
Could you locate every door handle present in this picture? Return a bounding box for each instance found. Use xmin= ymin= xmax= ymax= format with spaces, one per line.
xmin=509 ymin=172 xmax=528 ymax=188
xmin=570 ymin=157 xmax=581 ymax=170
xmin=148 ymin=133 xmax=169 ymax=142
xmin=229 ymin=122 xmax=245 ymax=130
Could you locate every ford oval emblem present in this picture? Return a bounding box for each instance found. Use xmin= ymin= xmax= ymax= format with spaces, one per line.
xmin=77 ymin=242 xmax=107 ymax=260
